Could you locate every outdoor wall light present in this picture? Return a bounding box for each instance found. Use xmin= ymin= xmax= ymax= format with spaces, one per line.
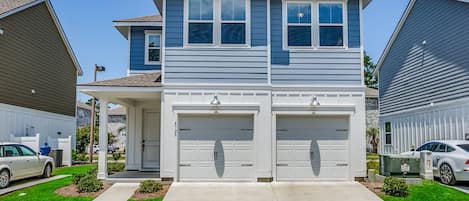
xmin=210 ymin=95 xmax=221 ymax=105
xmin=310 ymin=96 xmax=320 ymax=106
xmin=31 ymin=89 xmax=36 ymax=94
xmin=0 ymin=28 xmax=4 ymax=35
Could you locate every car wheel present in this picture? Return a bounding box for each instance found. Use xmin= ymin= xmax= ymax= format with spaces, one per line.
xmin=0 ymin=170 xmax=10 ymax=189
xmin=440 ymin=163 xmax=456 ymax=185
xmin=42 ymin=164 xmax=52 ymax=178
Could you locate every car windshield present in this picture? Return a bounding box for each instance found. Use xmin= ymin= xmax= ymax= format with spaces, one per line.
xmin=457 ymin=144 xmax=469 ymax=153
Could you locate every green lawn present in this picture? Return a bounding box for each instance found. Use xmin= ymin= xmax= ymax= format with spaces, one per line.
xmin=0 ymin=165 xmax=97 ymax=201
xmin=381 ymin=181 xmax=469 ymax=201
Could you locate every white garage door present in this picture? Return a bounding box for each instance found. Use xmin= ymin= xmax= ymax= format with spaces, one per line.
xmin=276 ymin=116 xmax=350 ymax=181
xmin=178 ymin=115 xmax=254 ymax=181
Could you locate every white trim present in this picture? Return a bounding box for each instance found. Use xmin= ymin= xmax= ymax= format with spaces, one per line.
xmin=162 ymin=0 xmax=166 ymax=84
xmin=282 ymin=0 xmax=348 ymax=50
xmin=267 ymin=0 xmax=272 ymax=85
xmin=0 ymin=102 xmax=75 ymax=119
xmin=144 ymin=30 xmax=162 ymax=65
xmin=375 ymin=0 xmax=416 ymax=76
xmin=127 ymin=28 xmax=132 ymax=76
xmin=113 ymin=21 xmax=162 ymax=27
xmin=183 ymin=0 xmax=251 ymax=48
xmin=78 ymin=86 xmax=163 ymax=92
xmin=0 ymin=0 xmax=85 ymax=76
xmin=128 ymin=70 xmax=161 ymax=75
xmin=359 ymin=0 xmax=364 ymax=86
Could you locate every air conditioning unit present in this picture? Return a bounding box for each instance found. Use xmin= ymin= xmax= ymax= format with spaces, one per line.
xmin=380 ymin=155 xmax=420 ymax=177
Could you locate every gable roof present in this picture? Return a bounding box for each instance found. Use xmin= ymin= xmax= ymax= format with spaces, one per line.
xmin=0 ymin=0 xmax=83 ymax=76
xmin=79 ymin=73 xmax=162 ymax=87
xmin=76 ymin=101 xmax=92 ymax=110
xmin=365 ymin=87 xmax=378 ymax=98
xmin=375 ymin=0 xmax=469 ymax=75
xmin=108 ymin=107 xmax=126 ymax=116
xmin=113 ymin=15 xmax=162 ymax=38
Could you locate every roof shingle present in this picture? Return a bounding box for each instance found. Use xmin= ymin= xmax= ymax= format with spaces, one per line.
xmin=114 ymin=14 xmax=162 ymax=23
xmin=79 ymin=73 xmax=162 ymax=87
xmin=0 ymin=0 xmax=37 ymax=15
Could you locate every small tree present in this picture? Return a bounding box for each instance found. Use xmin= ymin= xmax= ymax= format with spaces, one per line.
xmin=76 ymin=126 xmax=115 ymax=153
xmin=367 ymin=127 xmax=380 ymax=153
xmin=364 ymin=53 xmax=378 ymax=89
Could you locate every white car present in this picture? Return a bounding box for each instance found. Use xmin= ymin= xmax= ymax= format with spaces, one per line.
xmin=0 ymin=143 xmax=55 ymax=188
xmin=401 ymin=140 xmax=469 ymax=185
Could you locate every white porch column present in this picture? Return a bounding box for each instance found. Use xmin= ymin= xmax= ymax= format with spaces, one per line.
xmin=97 ymin=99 xmax=109 ymax=179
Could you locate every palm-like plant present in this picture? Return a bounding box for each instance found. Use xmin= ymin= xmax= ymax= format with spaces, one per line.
xmin=367 ymin=127 xmax=380 ymax=153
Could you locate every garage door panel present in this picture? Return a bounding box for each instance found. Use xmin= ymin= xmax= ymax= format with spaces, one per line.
xmin=179 ymin=115 xmax=254 ymax=181
xmin=276 ymin=116 xmax=350 ymax=181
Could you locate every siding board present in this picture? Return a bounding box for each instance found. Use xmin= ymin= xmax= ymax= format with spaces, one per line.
xmin=0 ymin=3 xmax=76 ymax=116
xmin=130 ymin=26 xmax=162 ymax=71
xmin=379 ymin=0 xmax=469 ymax=115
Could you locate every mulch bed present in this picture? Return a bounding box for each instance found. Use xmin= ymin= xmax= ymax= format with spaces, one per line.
xmin=55 ymin=182 xmax=112 ymax=197
xmin=130 ymin=185 xmax=170 ymax=200
xmin=360 ymin=181 xmax=385 ymax=196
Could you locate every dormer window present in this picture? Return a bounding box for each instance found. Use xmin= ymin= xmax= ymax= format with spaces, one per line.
xmin=145 ymin=31 xmax=161 ymax=64
xmin=185 ymin=0 xmax=250 ymax=47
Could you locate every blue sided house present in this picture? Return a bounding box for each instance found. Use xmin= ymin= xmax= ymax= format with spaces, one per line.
xmin=79 ymin=0 xmax=372 ymax=182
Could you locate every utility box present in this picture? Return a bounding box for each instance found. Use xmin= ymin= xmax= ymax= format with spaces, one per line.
xmin=380 ymin=154 xmax=420 ymax=177
xmin=50 ymin=149 xmax=63 ymax=167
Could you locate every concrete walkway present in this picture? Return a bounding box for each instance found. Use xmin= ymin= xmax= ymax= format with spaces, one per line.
xmin=0 ymin=175 xmax=69 ymax=195
xmin=164 ymin=182 xmax=382 ymax=201
xmin=94 ymin=183 xmax=139 ymax=201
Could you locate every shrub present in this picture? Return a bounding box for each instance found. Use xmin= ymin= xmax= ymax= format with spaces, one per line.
xmin=367 ymin=161 xmax=379 ymax=173
xmin=72 ymin=172 xmax=87 ymax=185
xmin=138 ymin=180 xmax=163 ymax=193
xmin=383 ymin=177 xmax=409 ymax=197
xmin=72 ymin=151 xmax=89 ymax=162
xmin=112 ymin=152 xmax=122 ymax=161
xmin=88 ymin=167 xmax=98 ymax=176
xmin=77 ymin=175 xmax=103 ymax=193
xmin=107 ymin=163 xmax=125 ymax=174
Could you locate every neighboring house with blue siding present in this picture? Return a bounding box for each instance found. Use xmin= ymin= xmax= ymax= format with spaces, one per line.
xmin=79 ymin=0 xmax=372 ymax=182
xmin=377 ymin=0 xmax=469 ymax=155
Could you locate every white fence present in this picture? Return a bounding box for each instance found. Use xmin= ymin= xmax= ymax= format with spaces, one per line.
xmin=10 ymin=133 xmax=72 ymax=166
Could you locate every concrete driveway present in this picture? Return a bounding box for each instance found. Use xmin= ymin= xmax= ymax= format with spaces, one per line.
xmin=164 ymin=182 xmax=382 ymax=201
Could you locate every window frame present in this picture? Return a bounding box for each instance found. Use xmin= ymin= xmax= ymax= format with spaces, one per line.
xmin=285 ymin=2 xmax=313 ymax=48
xmin=384 ymin=122 xmax=392 ymax=145
xmin=318 ymin=1 xmax=346 ymax=48
xmin=184 ymin=0 xmax=251 ymax=48
xmin=17 ymin=145 xmax=36 ymax=156
xmin=2 ymin=145 xmax=21 ymax=157
xmin=282 ymin=0 xmax=348 ymax=50
xmin=144 ymin=30 xmax=162 ymax=65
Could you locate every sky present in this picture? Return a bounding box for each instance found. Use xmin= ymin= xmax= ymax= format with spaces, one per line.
xmin=49 ymin=0 xmax=409 ymax=101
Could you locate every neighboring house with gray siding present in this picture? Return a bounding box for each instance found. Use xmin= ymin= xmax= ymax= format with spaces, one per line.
xmin=0 ymin=0 xmax=82 ymax=146
xmin=366 ymin=87 xmax=379 ymax=129
xmin=107 ymin=107 xmax=126 ymax=151
xmin=377 ymin=0 xmax=469 ymax=154
xmin=76 ymin=102 xmax=92 ymax=128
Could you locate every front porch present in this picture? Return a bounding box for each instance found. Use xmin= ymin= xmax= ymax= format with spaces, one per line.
xmin=78 ymin=73 xmax=163 ymax=180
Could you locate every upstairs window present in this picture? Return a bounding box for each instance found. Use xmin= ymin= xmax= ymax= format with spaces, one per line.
xmin=283 ymin=1 xmax=347 ymax=49
xmin=188 ymin=0 xmax=214 ymax=44
xmin=186 ymin=0 xmax=249 ymax=46
xmin=145 ymin=31 xmax=161 ymax=64
xmin=221 ymin=0 xmax=247 ymax=44
xmin=319 ymin=3 xmax=344 ymax=47
xmin=287 ymin=3 xmax=312 ymax=47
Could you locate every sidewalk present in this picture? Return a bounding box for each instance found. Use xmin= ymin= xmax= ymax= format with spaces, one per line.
xmin=0 ymin=175 xmax=69 ymax=195
xmin=93 ymin=183 xmax=139 ymax=201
